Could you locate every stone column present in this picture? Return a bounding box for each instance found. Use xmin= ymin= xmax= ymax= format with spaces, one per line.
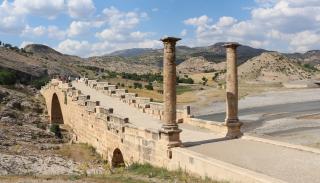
xmin=160 ymin=37 xmax=182 ymax=147
xmin=223 ymin=43 xmax=243 ymax=138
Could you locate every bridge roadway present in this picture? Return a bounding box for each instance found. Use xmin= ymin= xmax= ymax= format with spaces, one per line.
xmin=72 ymin=81 xmax=320 ymax=183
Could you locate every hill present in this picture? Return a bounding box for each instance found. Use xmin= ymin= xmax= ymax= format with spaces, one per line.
xmin=177 ymin=56 xmax=225 ymax=74
xmin=239 ymin=52 xmax=316 ymax=82
xmin=0 ymin=44 xmax=96 ymax=85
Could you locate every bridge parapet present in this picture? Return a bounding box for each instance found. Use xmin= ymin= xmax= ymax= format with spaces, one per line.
xmin=87 ymin=80 xmax=97 ymax=88
xmin=85 ymin=100 xmax=100 ymax=112
xmin=112 ymin=89 xmax=128 ymax=98
xmin=122 ymin=93 xmax=137 ymax=104
xmin=95 ymin=82 xmax=110 ymax=90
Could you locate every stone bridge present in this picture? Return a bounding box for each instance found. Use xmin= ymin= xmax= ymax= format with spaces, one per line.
xmin=41 ymin=38 xmax=320 ymax=183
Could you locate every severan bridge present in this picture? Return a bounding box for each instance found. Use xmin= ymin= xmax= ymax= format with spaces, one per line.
xmin=41 ymin=38 xmax=320 ymax=183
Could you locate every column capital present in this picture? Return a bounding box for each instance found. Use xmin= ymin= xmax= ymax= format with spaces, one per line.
xmin=223 ymin=42 xmax=241 ymax=48
xmin=160 ymin=37 xmax=181 ymax=43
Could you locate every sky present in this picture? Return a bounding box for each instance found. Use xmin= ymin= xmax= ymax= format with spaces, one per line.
xmin=0 ymin=0 xmax=320 ymax=57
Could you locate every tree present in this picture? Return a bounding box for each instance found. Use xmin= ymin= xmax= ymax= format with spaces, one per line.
xmin=133 ymin=82 xmax=142 ymax=89
xmin=4 ymin=43 xmax=12 ymax=48
xmin=202 ymin=76 xmax=208 ymax=86
xmin=144 ymin=83 xmax=153 ymax=90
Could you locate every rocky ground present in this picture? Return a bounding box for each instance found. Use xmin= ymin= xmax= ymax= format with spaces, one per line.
xmin=0 ymin=85 xmax=85 ymax=176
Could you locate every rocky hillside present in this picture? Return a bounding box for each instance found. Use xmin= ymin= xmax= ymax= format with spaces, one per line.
xmin=0 ymin=45 xmax=79 ymax=78
xmin=239 ymin=52 xmax=316 ymax=82
xmin=177 ymin=56 xmax=225 ymax=74
xmin=0 ymin=44 xmax=103 ymax=85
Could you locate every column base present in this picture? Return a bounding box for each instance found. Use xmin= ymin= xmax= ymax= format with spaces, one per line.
xmin=225 ymin=118 xmax=243 ymax=138
xmin=160 ymin=124 xmax=182 ymax=148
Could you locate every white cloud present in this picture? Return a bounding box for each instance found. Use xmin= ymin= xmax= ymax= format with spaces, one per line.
xmin=102 ymin=6 xmax=144 ymax=30
xmin=57 ymin=39 xmax=91 ymax=56
xmin=96 ymin=28 xmax=125 ymax=41
xmin=0 ymin=0 xmax=66 ymax=34
xmin=68 ymin=21 xmax=91 ymax=37
xmin=184 ymin=15 xmax=211 ymax=26
xmin=180 ymin=29 xmax=187 ymax=37
xmin=95 ymin=7 xmax=153 ymax=44
xmin=19 ymin=41 xmax=34 ymax=48
xmin=55 ymin=6 xmax=159 ymax=57
xmin=21 ymin=25 xmax=46 ymax=37
xmin=48 ymin=26 xmax=66 ymax=40
xmin=67 ymin=0 xmax=96 ymax=19
xmin=0 ymin=0 xmax=25 ymax=34
xmin=13 ymin=0 xmax=65 ymax=19
xmin=216 ymin=16 xmax=237 ymax=27
xmin=184 ymin=0 xmax=320 ymax=52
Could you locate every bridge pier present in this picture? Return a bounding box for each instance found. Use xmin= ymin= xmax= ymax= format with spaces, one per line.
xmin=160 ymin=37 xmax=182 ymax=148
xmin=223 ymin=43 xmax=243 ymax=138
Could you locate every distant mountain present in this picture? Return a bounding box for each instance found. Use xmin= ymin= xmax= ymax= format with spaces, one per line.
xmin=108 ymin=48 xmax=157 ymax=57
xmin=286 ymin=50 xmax=320 ymax=67
xmin=89 ymin=42 xmax=267 ymax=73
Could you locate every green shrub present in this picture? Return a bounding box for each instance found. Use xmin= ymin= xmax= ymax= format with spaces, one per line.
xmin=133 ymin=82 xmax=142 ymax=89
xmin=144 ymin=83 xmax=153 ymax=90
xmin=50 ymin=124 xmax=62 ymax=138
xmin=31 ymin=76 xmax=49 ymax=89
xmin=0 ymin=69 xmax=16 ymax=85
xmin=177 ymin=77 xmax=194 ymax=84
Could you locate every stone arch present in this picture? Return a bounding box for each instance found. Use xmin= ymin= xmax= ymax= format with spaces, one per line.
xmin=51 ymin=93 xmax=64 ymax=124
xmin=112 ymin=148 xmax=125 ymax=167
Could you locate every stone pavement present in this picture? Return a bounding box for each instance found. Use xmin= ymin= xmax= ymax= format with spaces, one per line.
xmin=72 ymin=81 xmax=320 ymax=183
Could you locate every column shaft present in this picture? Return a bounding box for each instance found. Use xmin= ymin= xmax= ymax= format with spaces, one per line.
xmin=225 ymin=46 xmax=238 ymax=122
xmin=223 ymin=43 xmax=243 ymax=138
xmin=163 ymin=41 xmax=177 ymax=125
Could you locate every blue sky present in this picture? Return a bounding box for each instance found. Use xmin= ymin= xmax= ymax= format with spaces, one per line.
xmin=0 ymin=0 xmax=319 ymax=57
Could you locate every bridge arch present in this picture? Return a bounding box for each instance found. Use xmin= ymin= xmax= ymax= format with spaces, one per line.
xmin=112 ymin=148 xmax=125 ymax=167
xmin=51 ymin=93 xmax=64 ymax=124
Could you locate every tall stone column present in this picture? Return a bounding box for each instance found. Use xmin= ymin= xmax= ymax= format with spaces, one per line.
xmin=223 ymin=43 xmax=243 ymax=138
xmin=160 ymin=37 xmax=182 ymax=147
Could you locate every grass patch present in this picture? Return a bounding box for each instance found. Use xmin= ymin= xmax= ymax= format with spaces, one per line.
xmin=0 ymin=163 xmax=227 ymax=183
xmin=176 ymin=85 xmax=193 ymax=95
xmin=31 ymin=76 xmax=50 ymax=89
xmin=127 ymin=163 xmax=227 ymax=183
xmin=128 ymin=88 xmax=163 ymax=102
xmin=55 ymin=143 xmax=102 ymax=163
